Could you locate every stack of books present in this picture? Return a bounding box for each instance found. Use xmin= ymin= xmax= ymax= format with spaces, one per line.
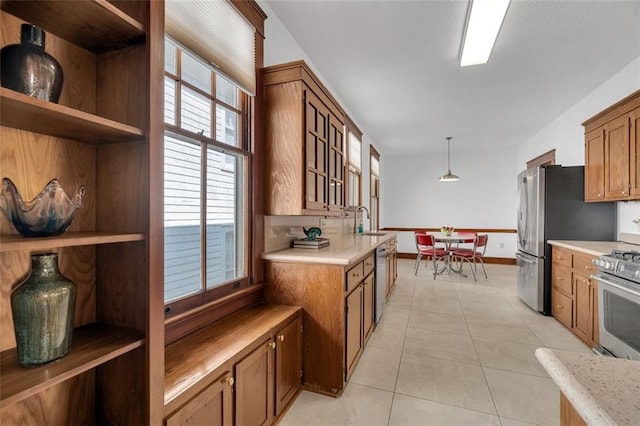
xmin=293 ymin=238 xmax=330 ymax=249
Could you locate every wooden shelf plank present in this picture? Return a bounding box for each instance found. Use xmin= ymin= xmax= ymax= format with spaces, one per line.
xmin=0 ymin=323 xmax=144 ymax=407
xmin=0 ymin=0 xmax=145 ymax=53
xmin=0 ymin=232 xmax=145 ymax=253
xmin=0 ymin=88 xmax=144 ymax=144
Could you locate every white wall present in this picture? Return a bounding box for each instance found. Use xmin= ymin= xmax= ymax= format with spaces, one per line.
xmin=516 ymin=57 xmax=640 ymax=168
xmin=382 ymin=147 xmax=519 ymax=257
xmin=517 ymin=56 xmax=640 ymax=241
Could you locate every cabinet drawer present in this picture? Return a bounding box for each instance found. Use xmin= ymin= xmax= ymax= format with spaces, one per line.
xmin=552 ymin=247 xmax=572 ymax=268
xmin=363 ymin=254 xmax=375 ymax=277
xmin=573 ymin=253 xmax=597 ymax=276
xmin=346 ymin=262 xmax=364 ymax=293
xmin=552 ymin=265 xmax=573 ymax=296
xmin=552 ymin=289 xmax=573 ymax=329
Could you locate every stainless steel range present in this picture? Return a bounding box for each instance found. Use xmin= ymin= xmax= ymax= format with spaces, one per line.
xmin=592 ymin=250 xmax=640 ymax=360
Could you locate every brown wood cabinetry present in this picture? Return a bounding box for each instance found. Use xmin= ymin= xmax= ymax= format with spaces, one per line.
xmin=263 ymin=60 xmax=346 ymax=215
xmin=165 ymin=305 xmax=302 ymax=426
xmin=0 ymin=1 xmax=163 ymax=423
xmin=385 ymin=238 xmax=399 ymax=299
xmin=551 ymin=246 xmax=599 ymax=347
xmin=583 ymin=90 xmax=640 ymax=202
xmin=560 ymin=393 xmax=587 ymax=426
xmin=166 ymin=370 xmax=234 ymax=426
xmin=266 ymin=250 xmax=379 ymax=396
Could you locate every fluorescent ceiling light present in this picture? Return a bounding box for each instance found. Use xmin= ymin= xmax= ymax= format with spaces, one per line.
xmin=460 ymin=0 xmax=511 ymax=67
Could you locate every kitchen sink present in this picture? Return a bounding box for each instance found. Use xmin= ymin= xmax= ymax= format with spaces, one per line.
xmin=360 ymin=232 xmax=387 ymax=236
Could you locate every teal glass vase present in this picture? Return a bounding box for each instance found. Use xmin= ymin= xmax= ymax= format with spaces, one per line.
xmin=11 ymin=253 xmax=76 ymax=367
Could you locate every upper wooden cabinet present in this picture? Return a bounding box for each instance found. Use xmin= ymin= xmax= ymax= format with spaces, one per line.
xmin=0 ymin=1 xmax=164 ymax=424
xmin=583 ymin=90 xmax=640 ymax=202
xmin=263 ymin=61 xmax=346 ymax=215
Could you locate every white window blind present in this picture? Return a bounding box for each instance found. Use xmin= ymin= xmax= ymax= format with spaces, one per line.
xmin=348 ymin=132 xmax=362 ymax=171
xmin=166 ymin=0 xmax=256 ymax=95
xmin=371 ymin=156 xmax=380 ymax=176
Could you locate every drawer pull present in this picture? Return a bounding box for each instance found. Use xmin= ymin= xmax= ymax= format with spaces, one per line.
xmin=557 ymin=256 xmax=564 ymax=260
xmin=556 ymin=304 xmax=564 ymax=310
xmin=557 ymin=277 xmax=563 ymax=281
xmin=352 ymin=273 xmax=360 ymax=278
xmin=585 ymin=265 xmax=593 ymax=270
xmin=277 ymin=335 xmax=285 ymax=342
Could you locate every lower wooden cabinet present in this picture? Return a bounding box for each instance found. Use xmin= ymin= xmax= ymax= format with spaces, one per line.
xmin=164 ymin=305 xmax=302 ymax=426
xmin=236 ymin=338 xmax=274 ymax=426
xmin=551 ymin=246 xmax=599 ymax=347
xmin=560 ymin=393 xmax=586 ymax=426
xmin=346 ymin=284 xmax=364 ymax=380
xmin=275 ymin=316 xmax=303 ymax=417
xmin=266 ymin=248 xmax=383 ymax=396
xmin=166 ymin=371 xmax=234 ymax=426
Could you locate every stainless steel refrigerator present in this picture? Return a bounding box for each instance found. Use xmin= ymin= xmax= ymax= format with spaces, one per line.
xmin=516 ymin=165 xmax=615 ymax=314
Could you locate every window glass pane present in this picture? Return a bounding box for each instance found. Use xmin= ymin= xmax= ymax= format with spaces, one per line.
xmin=206 ymin=148 xmax=245 ymax=289
xmin=215 ymin=104 xmax=239 ymax=147
xmin=165 ymin=38 xmax=177 ymax=74
xmin=164 ymin=76 xmax=176 ymax=125
xmin=182 ymin=51 xmax=212 ymax=93
xmin=164 ymin=134 xmax=202 ymax=302
xmin=217 ymin=74 xmax=238 ymax=108
xmin=181 ymin=86 xmax=212 ymax=137
xmin=348 ymin=133 xmax=361 ymax=170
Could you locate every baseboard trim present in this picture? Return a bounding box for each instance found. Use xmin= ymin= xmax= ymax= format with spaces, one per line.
xmin=397 ymin=252 xmax=516 ymax=265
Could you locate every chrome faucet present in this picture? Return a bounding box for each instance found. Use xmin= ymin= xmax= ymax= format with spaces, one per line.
xmin=345 ymin=205 xmax=370 ymax=234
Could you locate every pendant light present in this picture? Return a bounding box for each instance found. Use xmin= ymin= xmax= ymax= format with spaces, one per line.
xmin=439 ymin=137 xmax=460 ymax=182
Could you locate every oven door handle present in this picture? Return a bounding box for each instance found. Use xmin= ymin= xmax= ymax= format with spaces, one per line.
xmin=592 ymin=273 xmax=640 ymax=298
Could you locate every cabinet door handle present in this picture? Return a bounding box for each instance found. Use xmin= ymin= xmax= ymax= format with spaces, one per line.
xmin=277 ymin=335 xmax=285 ymax=342
xmin=557 ymin=276 xmax=563 ymax=281
xmin=224 ymin=377 xmax=235 ymax=386
xmin=556 ymin=304 xmax=564 ymax=310
xmin=598 ymin=193 xmax=603 ymax=198
xmin=585 ymin=265 xmax=594 ymax=270
xmin=268 ymin=341 xmax=276 ymax=349
xmin=352 ymin=273 xmax=360 ymax=278
xmin=556 ymin=256 xmax=564 ymax=260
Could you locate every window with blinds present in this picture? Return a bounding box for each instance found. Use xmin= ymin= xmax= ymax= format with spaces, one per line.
xmin=346 ymin=120 xmax=362 ymax=208
xmin=163 ymin=38 xmax=248 ymax=305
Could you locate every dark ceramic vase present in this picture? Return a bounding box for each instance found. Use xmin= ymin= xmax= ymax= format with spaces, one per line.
xmin=1 ymin=24 xmax=63 ymax=103
xmin=11 ymin=253 xmax=76 ymax=367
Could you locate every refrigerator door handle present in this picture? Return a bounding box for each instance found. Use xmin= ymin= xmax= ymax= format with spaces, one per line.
xmin=515 ymin=253 xmax=536 ymax=264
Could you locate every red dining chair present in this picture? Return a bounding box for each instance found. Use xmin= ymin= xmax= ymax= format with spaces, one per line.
xmin=414 ymin=232 xmax=449 ymax=279
xmin=451 ymin=234 xmax=488 ymax=281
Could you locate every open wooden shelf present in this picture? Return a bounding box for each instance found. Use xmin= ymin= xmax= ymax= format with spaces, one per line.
xmin=0 ymin=323 xmax=144 ymax=407
xmin=0 ymin=232 xmax=145 ymax=253
xmin=0 ymin=0 xmax=145 ymax=53
xmin=0 ymin=89 xmax=144 ymax=144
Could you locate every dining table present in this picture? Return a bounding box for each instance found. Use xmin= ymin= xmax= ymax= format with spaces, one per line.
xmin=432 ymin=232 xmax=476 ymax=277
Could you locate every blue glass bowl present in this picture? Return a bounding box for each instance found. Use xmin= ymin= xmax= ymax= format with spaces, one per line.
xmin=0 ymin=178 xmax=85 ymax=237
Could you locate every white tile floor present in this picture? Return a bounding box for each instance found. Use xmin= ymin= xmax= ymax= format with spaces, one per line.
xmin=280 ymin=259 xmax=592 ymax=426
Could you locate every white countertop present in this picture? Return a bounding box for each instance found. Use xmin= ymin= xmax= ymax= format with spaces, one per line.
xmin=262 ymin=231 xmax=398 ymax=265
xmin=535 ymin=348 xmax=640 ymax=426
xmin=547 ymin=240 xmax=640 ymax=257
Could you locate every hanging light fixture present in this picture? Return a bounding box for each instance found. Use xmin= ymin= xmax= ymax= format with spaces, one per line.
xmin=439 ymin=137 xmax=460 ymax=182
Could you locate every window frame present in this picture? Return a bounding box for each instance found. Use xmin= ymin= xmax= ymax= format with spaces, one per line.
xmin=163 ymin=0 xmax=266 ymax=343
xmin=370 ymin=145 xmax=381 ymax=232
xmin=162 ymin=43 xmax=251 ymax=317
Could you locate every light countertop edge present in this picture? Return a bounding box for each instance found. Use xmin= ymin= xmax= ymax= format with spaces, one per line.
xmin=547 ymin=240 xmax=640 ymax=257
xmin=535 ymin=348 xmax=640 ymax=426
xmin=262 ymin=231 xmax=398 ymax=265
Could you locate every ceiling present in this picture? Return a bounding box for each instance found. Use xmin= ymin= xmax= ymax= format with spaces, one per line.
xmin=265 ymin=0 xmax=640 ymax=155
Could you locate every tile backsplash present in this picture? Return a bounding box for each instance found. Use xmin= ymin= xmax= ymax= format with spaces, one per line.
xmin=264 ymin=213 xmax=362 ymax=253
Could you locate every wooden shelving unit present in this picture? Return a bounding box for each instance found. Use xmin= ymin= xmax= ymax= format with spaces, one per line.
xmin=0 ymin=1 xmax=164 ymax=423
xmin=0 ymin=324 xmax=144 ymax=407
xmin=0 ymin=88 xmax=144 ymax=144
xmin=0 ymin=0 xmax=145 ymax=53
xmin=0 ymin=232 xmax=145 ymax=253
